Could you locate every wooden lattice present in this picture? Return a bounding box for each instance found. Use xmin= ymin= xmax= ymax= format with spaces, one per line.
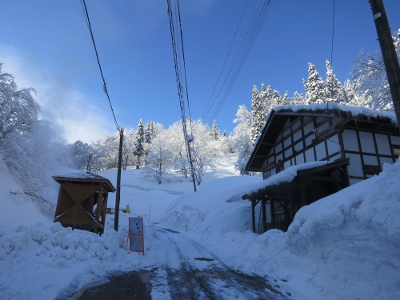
xmin=53 ymin=172 xmax=115 ymax=234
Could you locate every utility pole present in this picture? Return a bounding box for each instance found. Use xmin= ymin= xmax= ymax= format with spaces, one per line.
xmin=369 ymin=0 xmax=400 ymax=123
xmin=114 ymin=128 xmax=124 ymax=231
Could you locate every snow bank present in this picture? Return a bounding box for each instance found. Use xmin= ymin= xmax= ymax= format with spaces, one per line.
xmin=0 ymin=158 xmax=53 ymax=232
xmin=286 ymin=161 xmax=400 ymax=299
xmin=162 ymin=175 xmax=260 ymax=235
xmin=162 ymin=160 xmax=400 ymax=299
xmin=2 ymin=151 xmax=400 ymax=299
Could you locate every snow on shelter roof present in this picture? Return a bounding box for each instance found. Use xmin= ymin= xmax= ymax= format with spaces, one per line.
xmin=246 ymin=103 xmax=398 ymax=172
xmin=52 ymin=172 xmax=116 ymax=192
xmin=242 ymin=161 xmax=329 ymax=199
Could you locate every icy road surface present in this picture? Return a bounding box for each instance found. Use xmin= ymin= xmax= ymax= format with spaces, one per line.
xmin=76 ymin=226 xmax=290 ymax=300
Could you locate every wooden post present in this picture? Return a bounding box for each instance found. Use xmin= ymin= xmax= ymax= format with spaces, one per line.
xmin=270 ymin=197 xmax=276 ymax=229
xmin=261 ymin=198 xmax=267 ymax=233
xmin=251 ymin=199 xmax=256 ymax=233
xmin=369 ymin=0 xmax=400 ymax=124
xmin=114 ymin=128 xmax=124 ymax=231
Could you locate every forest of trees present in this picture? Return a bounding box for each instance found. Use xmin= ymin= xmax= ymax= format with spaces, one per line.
xmin=232 ymin=29 xmax=400 ymax=173
xmin=0 ymin=29 xmax=399 ymax=209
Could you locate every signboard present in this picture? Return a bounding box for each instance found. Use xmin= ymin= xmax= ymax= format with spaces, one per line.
xmin=126 ymin=217 xmax=144 ymax=255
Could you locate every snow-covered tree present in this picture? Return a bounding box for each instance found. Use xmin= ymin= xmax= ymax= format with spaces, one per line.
xmin=0 ymin=63 xmax=40 ymax=140
xmin=260 ymin=83 xmax=274 ymax=116
xmin=121 ymin=129 xmax=135 ymax=170
xmin=0 ymin=65 xmax=66 ymax=214
xmin=145 ymin=120 xmax=155 ymax=144
xmin=325 ymin=60 xmax=343 ymax=103
xmin=232 ymin=105 xmax=252 ymax=175
xmin=350 ymin=29 xmax=400 ymax=111
xmin=303 ymin=62 xmax=326 ymax=104
xmin=251 ymin=85 xmax=264 ymax=144
xmin=292 ymin=91 xmax=305 ymax=105
xmin=282 ymin=91 xmax=291 ymax=106
xmin=272 ymin=90 xmax=282 ymax=107
xmin=211 ymin=119 xmax=220 ymax=141
xmin=189 ymin=119 xmax=219 ymax=185
xmin=163 ymin=121 xmax=189 ymax=178
xmin=133 ymin=119 xmax=146 ymax=169
xmin=143 ymin=129 xmax=173 ymax=184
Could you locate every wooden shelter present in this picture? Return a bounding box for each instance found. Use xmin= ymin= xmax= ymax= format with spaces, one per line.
xmin=53 ymin=172 xmax=116 ymax=234
xmin=243 ymin=103 xmax=400 ymax=233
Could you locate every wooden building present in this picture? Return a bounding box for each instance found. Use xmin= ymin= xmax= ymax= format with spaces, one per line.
xmin=53 ymin=172 xmax=116 ymax=234
xmin=243 ymin=103 xmax=399 ymax=233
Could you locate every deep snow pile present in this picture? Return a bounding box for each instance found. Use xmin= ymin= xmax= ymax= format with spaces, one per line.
xmin=1 ymin=153 xmax=400 ymax=299
xmin=161 ymin=161 xmax=400 ymax=300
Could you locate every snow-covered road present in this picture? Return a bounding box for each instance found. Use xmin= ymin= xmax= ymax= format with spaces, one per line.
xmin=76 ymin=225 xmax=290 ymax=300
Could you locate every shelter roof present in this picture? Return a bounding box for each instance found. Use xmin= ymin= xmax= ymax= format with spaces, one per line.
xmin=242 ymin=158 xmax=349 ymax=200
xmin=52 ymin=172 xmax=116 ymax=193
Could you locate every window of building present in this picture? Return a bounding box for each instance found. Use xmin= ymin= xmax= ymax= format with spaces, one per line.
xmin=363 ymin=155 xmax=378 ymax=166
xmin=346 ymin=153 xmax=363 ymax=177
xmin=359 ymin=131 xmax=375 ymax=153
xmin=305 ymin=134 xmax=314 ymax=147
xmin=327 ymin=134 xmax=341 ymax=155
xmin=293 ymin=129 xmax=302 ymax=142
xmin=294 ymin=140 xmax=303 ymax=152
xmin=380 ymin=156 xmax=393 ymax=167
xmin=305 ymin=147 xmax=315 ymax=162
xmin=316 ymin=121 xmax=329 ymax=132
xmin=315 ymin=142 xmax=326 ymax=161
xmin=296 ymin=153 xmax=304 ymax=164
xmin=275 ymin=142 xmax=282 ymax=153
xmin=284 ymin=136 xmax=291 ymax=148
xmin=375 ymin=134 xmax=391 ymax=155
xmin=390 ymin=136 xmax=400 ymax=145
xmin=343 ymin=130 xmax=359 ymax=151
xmin=284 ymin=147 xmax=293 ymax=159
xmin=303 ymin=121 xmax=314 ymax=136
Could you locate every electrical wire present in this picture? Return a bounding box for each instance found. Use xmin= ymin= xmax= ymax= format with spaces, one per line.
xmin=167 ymin=0 xmax=197 ymax=192
xmin=80 ymin=0 xmax=120 ymax=131
xmin=207 ymin=0 xmax=274 ymax=122
xmin=201 ymin=0 xmax=249 ymax=121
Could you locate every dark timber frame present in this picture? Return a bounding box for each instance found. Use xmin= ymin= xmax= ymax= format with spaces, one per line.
xmin=53 ymin=172 xmax=116 ymax=234
xmin=244 ymin=104 xmax=399 ymax=233
xmin=243 ymin=159 xmax=349 ymax=233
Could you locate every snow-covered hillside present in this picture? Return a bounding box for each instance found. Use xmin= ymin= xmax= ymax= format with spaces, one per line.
xmin=0 ymin=154 xmax=399 ymax=299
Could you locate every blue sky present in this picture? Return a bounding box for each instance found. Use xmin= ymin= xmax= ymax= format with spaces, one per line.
xmin=1 ymin=0 xmax=400 ymax=143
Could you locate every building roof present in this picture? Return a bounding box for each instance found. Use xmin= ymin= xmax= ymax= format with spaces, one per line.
xmin=242 ymin=158 xmax=349 ymax=200
xmin=52 ymin=172 xmax=116 ymax=193
xmin=246 ymin=103 xmax=398 ymax=172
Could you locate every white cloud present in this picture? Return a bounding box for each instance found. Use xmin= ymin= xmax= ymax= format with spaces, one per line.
xmin=0 ymin=44 xmax=115 ymax=144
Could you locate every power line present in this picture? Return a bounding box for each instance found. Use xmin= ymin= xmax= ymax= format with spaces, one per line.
xmin=80 ymin=0 xmax=119 ymax=130
xmin=167 ymin=0 xmax=196 ymax=192
xmin=330 ymin=0 xmax=336 ymax=65
xmin=202 ymin=0 xmax=249 ymax=120
xmin=206 ymin=0 xmax=274 ymax=123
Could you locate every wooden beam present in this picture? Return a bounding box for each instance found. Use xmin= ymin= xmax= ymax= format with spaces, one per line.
xmin=307 ymin=176 xmax=343 ymax=183
xmin=262 ymin=198 xmax=267 ymax=233
xmin=260 ymin=141 xmax=274 ymax=146
xmin=251 ymin=199 xmax=256 ymax=233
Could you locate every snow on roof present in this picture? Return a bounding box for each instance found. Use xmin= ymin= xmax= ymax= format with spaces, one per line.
xmin=274 ymin=102 xmax=397 ymax=122
xmin=52 ymin=171 xmax=116 ymax=192
xmin=242 ymin=161 xmax=328 ymax=198
xmin=52 ymin=171 xmax=109 ymax=181
xmin=248 ymin=103 xmax=397 ymax=170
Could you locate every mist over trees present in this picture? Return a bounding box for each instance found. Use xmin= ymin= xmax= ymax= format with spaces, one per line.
xmin=0 ymin=64 xmax=67 ymax=215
